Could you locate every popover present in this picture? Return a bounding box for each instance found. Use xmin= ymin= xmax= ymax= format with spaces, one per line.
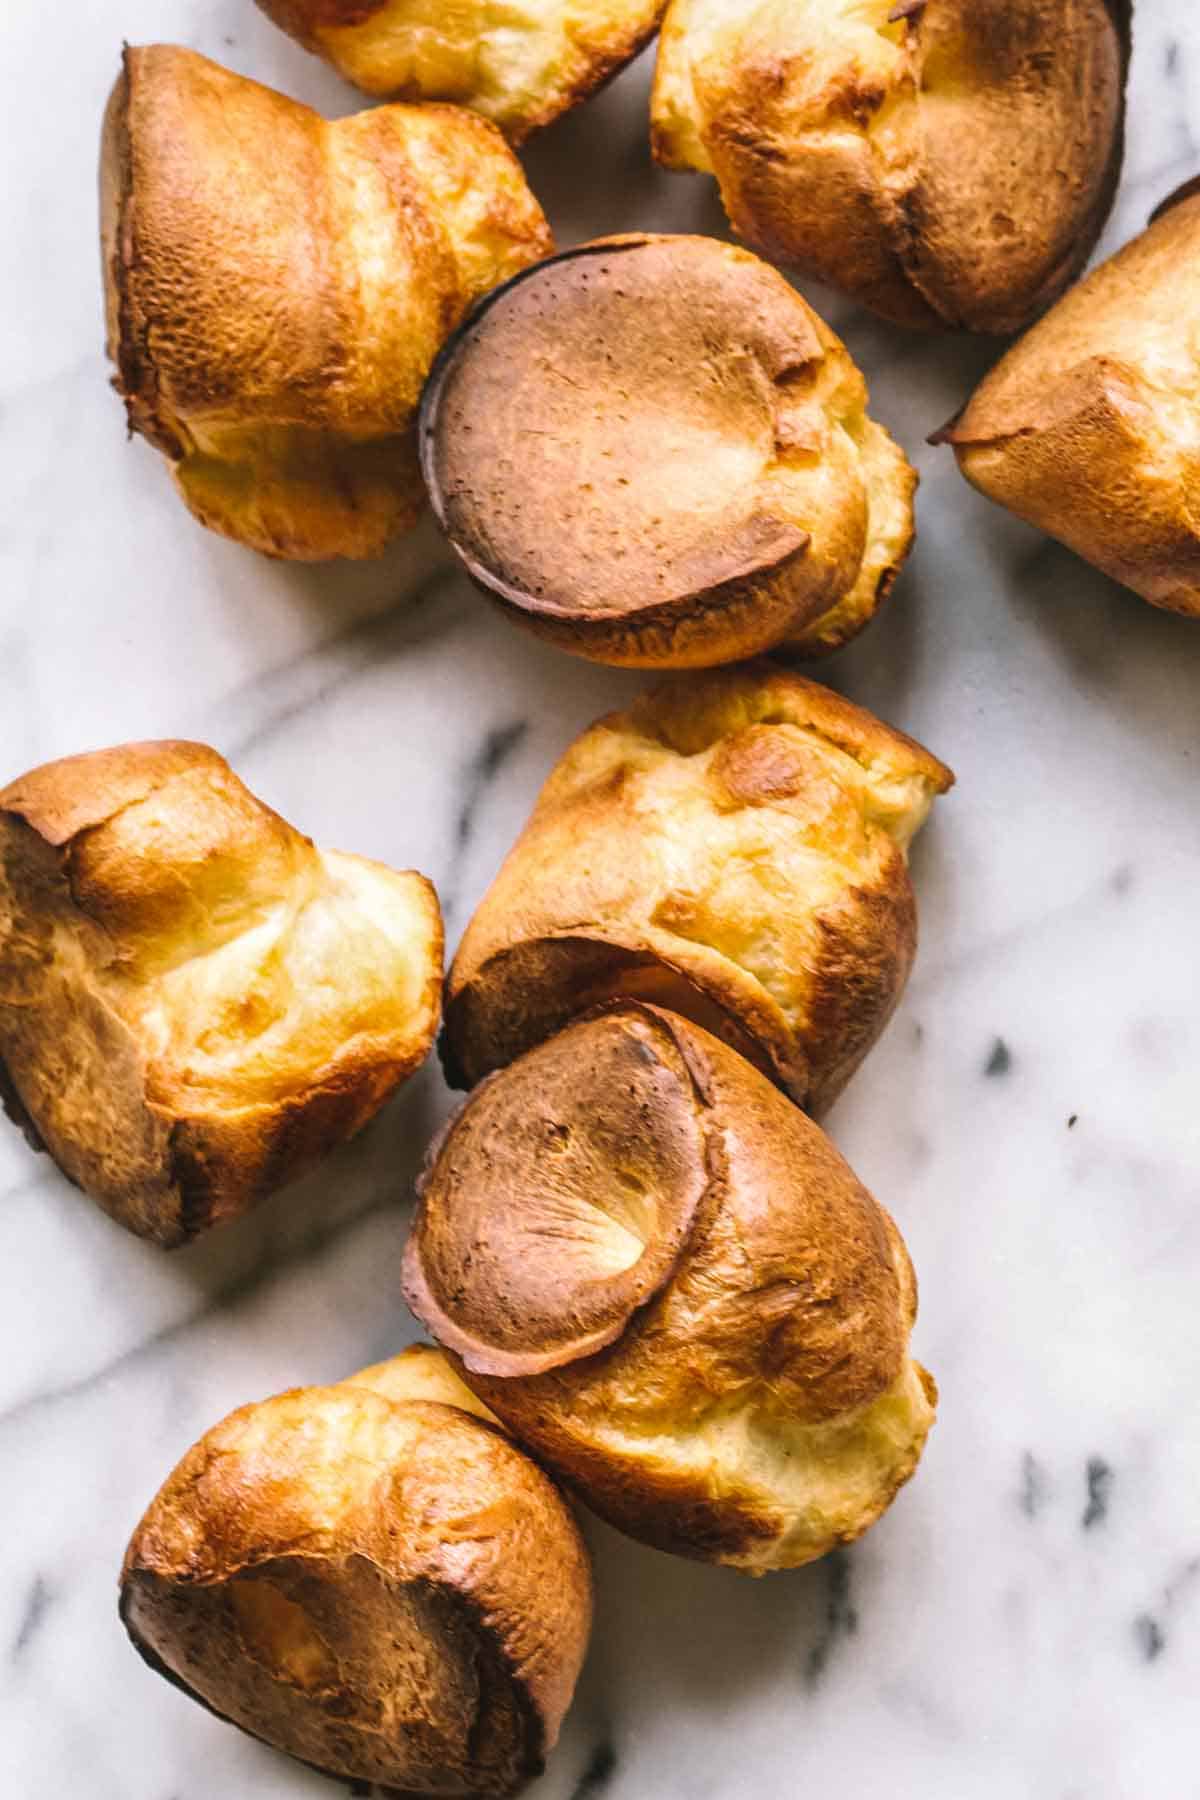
xmin=420 ymin=235 xmax=918 ymax=666
xmin=255 ymin=0 xmax=667 ymax=142
xmin=938 ymin=177 xmax=1200 ymax=617
xmin=0 ymin=741 xmax=441 ymax=1244
xmin=406 ymin=1005 xmax=937 ymax=1571
xmin=443 ymin=663 xmax=952 ymax=1111
xmin=101 ymin=45 xmax=552 ymax=558
xmin=652 ymin=0 xmax=1131 ymax=334
xmin=121 ymin=1346 xmax=592 ymax=1795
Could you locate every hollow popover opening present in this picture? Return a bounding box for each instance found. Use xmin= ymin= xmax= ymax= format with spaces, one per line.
xmin=121 ymin=1346 xmax=592 ymax=1796
xmin=405 ymin=1005 xmax=937 ymax=1571
xmin=420 ymin=235 xmax=916 ymax=666
xmin=442 ymin=663 xmax=953 ymax=1110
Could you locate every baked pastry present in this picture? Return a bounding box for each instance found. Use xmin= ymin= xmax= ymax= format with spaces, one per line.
xmin=254 ymin=0 xmax=666 ymax=143
xmin=121 ymin=1345 xmax=592 ymax=1795
xmin=0 ymin=741 xmax=442 ymax=1245
xmin=419 ymin=235 xmax=917 ymax=666
xmin=405 ymin=1004 xmax=936 ymax=1571
xmin=936 ymin=179 xmax=1200 ymax=616
xmin=652 ymin=0 xmax=1131 ymax=334
xmin=100 ymin=45 xmax=552 ymax=559
xmin=442 ymin=663 xmax=952 ymax=1109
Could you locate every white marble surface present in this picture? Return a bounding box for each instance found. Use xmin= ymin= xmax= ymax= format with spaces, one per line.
xmin=3 ymin=6 xmax=1200 ymax=1797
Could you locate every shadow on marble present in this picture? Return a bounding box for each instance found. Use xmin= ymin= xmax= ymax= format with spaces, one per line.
xmin=1005 ymin=531 xmax=1200 ymax=697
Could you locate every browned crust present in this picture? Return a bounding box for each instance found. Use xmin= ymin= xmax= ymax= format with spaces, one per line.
xmin=420 ymin=235 xmax=916 ymax=668
xmin=508 ymin=9 xmax=666 ymax=143
xmin=652 ymin=0 xmax=1130 ymax=335
xmin=121 ymin=1352 xmax=592 ymax=1793
xmin=938 ymin=185 xmax=1200 ymax=617
xmin=101 ymin=50 xmax=179 ymax=455
xmin=253 ymin=1 xmax=667 ymax=144
xmin=0 ymin=741 xmax=443 ymax=1245
xmin=442 ymin=662 xmax=951 ymax=1106
xmin=1149 ymin=171 xmax=1200 ymax=226
xmin=405 ymin=1006 xmax=935 ymax=1568
xmin=408 ymin=1011 xmax=714 ymax=1376
xmin=99 ymin=45 xmax=552 ymax=560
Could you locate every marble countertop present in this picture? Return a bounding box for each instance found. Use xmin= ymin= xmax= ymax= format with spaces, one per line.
xmin=3 ymin=5 xmax=1200 ymax=1797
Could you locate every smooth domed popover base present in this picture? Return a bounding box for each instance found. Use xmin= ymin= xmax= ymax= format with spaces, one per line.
xmin=420 ymin=235 xmax=916 ymax=667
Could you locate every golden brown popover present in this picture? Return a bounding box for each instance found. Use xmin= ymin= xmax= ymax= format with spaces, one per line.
xmin=652 ymin=0 xmax=1131 ymax=334
xmin=100 ymin=45 xmax=552 ymax=559
xmin=0 ymin=741 xmax=442 ymax=1245
xmin=442 ymin=663 xmax=952 ymax=1109
xmin=419 ymin=235 xmax=917 ymax=666
xmin=937 ymin=179 xmax=1200 ymax=616
xmin=255 ymin=0 xmax=666 ymax=142
xmin=121 ymin=1346 xmax=592 ymax=1796
xmin=405 ymin=1005 xmax=937 ymax=1571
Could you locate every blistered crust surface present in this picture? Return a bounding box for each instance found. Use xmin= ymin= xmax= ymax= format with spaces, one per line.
xmin=652 ymin=0 xmax=1128 ymax=333
xmin=944 ymin=189 xmax=1200 ymax=616
xmin=0 ymin=741 xmax=442 ymax=1243
xmin=424 ymin=235 xmax=916 ymax=667
xmin=121 ymin=1347 xmax=592 ymax=1794
xmin=256 ymin=0 xmax=666 ymax=141
xmin=443 ymin=663 xmax=952 ymax=1109
xmin=407 ymin=1006 xmax=937 ymax=1569
xmin=100 ymin=44 xmax=553 ymax=559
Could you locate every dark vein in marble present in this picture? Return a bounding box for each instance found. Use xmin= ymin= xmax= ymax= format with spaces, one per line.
xmin=455 ymin=722 xmax=528 ymax=849
xmin=984 ymin=1038 xmax=1012 ymax=1078
xmin=441 ymin=720 xmax=529 ymax=924
xmin=12 ymin=1575 xmax=52 ymax=1659
xmin=910 ymin=863 xmax=1145 ymax=1000
xmin=1082 ymin=1458 xmax=1113 ymax=1530
xmin=1019 ymin=1452 xmax=1048 ymax=1520
xmin=1132 ymin=1557 xmax=1200 ymax=1664
xmin=200 ymin=569 xmax=465 ymax=764
xmin=0 ymin=1187 xmax=390 ymax=1439
xmin=804 ymin=1551 xmax=857 ymax=1688
xmin=570 ymin=1742 xmax=618 ymax=1799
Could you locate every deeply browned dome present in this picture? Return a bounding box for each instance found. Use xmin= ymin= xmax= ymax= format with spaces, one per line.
xmin=652 ymin=0 xmax=1131 ymax=334
xmin=420 ymin=235 xmax=917 ymax=667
